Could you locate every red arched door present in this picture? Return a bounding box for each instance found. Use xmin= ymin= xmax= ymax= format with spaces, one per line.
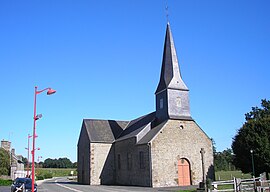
xmin=178 ymin=158 xmax=191 ymax=186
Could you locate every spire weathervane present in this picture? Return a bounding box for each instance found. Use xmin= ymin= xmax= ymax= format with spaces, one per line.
xmin=165 ymin=4 xmax=169 ymax=23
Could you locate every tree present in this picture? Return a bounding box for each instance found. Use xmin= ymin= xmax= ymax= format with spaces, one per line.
xmin=214 ymin=148 xmax=235 ymax=171
xmin=38 ymin=161 xmax=44 ymax=168
xmin=232 ymin=99 xmax=270 ymax=177
xmin=44 ymin=158 xmax=56 ymax=168
xmin=212 ymin=138 xmax=235 ymax=171
xmin=0 ymin=148 xmax=10 ymax=175
xmin=211 ymin=138 xmax=217 ymax=154
xmin=43 ymin=157 xmax=74 ymax=168
xmin=72 ymin=162 xmax=77 ymax=168
xmin=21 ymin=156 xmax=28 ymax=167
xmin=58 ymin=158 xmax=73 ymax=168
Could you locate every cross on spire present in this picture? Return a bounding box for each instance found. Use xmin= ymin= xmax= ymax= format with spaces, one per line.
xmin=166 ymin=5 xmax=169 ymax=23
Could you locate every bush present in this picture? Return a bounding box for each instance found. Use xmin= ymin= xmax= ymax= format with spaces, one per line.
xmin=36 ymin=175 xmax=44 ymax=180
xmin=43 ymin=172 xmax=53 ymax=179
xmin=0 ymin=179 xmax=12 ymax=186
xmin=0 ymin=167 xmax=9 ymax=175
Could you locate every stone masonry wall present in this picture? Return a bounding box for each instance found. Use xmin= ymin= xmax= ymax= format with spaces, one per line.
xmin=151 ymin=119 xmax=214 ymax=187
xmin=77 ymin=125 xmax=90 ymax=184
xmin=114 ymin=138 xmax=151 ymax=186
xmin=90 ymin=143 xmax=113 ymax=185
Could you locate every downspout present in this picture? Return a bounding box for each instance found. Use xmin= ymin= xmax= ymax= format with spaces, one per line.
xmin=148 ymin=143 xmax=152 ymax=187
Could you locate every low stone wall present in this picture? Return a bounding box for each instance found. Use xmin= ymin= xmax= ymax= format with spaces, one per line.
xmin=0 ymin=175 xmax=11 ymax=180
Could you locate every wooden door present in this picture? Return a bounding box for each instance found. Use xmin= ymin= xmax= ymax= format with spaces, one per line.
xmin=178 ymin=158 xmax=191 ymax=186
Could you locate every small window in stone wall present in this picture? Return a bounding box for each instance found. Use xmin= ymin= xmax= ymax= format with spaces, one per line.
xmin=117 ymin=154 xmax=121 ymax=169
xmin=127 ymin=153 xmax=132 ymax=170
xmin=139 ymin=151 xmax=144 ymax=169
xmin=179 ymin=125 xmax=184 ymax=129
xmin=160 ymin=98 xmax=163 ymax=109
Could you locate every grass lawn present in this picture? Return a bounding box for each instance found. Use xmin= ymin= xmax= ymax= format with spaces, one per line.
xmin=212 ymin=171 xmax=253 ymax=191
xmin=34 ymin=168 xmax=77 ymax=180
xmin=215 ymin=170 xmax=252 ymax=181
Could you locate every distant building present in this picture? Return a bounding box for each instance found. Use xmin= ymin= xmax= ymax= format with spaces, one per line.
xmin=77 ymin=23 xmax=214 ymax=187
xmin=1 ymin=140 xmax=11 ymax=151
xmin=1 ymin=140 xmax=25 ymax=179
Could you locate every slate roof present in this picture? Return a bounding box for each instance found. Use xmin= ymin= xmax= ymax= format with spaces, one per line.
xmin=82 ymin=112 xmax=160 ymax=144
xmin=116 ymin=112 xmax=156 ymax=142
xmin=137 ymin=120 xmax=168 ymax=145
xmin=83 ymin=119 xmax=129 ymax=143
xmin=155 ymin=23 xmax=188 ymax=94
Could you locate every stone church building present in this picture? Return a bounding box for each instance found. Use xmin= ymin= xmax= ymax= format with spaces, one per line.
xmin=77 ymin=23 xmax=214 ymax=187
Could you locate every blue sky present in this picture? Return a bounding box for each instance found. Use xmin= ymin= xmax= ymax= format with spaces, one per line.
xmin=0 ymin=1 xmax=269 ymax=162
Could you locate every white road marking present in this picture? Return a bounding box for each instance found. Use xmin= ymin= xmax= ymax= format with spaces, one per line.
xmin=55 ymin=179 xmax=83 ymax=192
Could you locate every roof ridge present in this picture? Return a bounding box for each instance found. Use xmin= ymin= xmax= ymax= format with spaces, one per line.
xmin=83 ymin=118 xmax=129 ymax=122
xmin=123 ymin=120 xmax=131 ymax=130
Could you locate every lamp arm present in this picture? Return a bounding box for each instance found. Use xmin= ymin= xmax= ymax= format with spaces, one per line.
xmin=36 ymin=87 xmax=51 ymax=94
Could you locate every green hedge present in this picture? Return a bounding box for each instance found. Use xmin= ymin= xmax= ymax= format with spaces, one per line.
xmin=43 ymin=172 xmax=53 ymax=179
xmin=36 ymin=175 xmax=44 ymax=180
xmin=0 ymin=179 xmax=12 ymax=186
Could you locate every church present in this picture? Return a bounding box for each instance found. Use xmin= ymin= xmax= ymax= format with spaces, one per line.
xmin=77 ymin=23 xmax=214 ymax=187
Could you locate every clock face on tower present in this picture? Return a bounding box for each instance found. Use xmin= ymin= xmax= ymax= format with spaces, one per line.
xmin=176 ymin=97 xmax=181 ymax=107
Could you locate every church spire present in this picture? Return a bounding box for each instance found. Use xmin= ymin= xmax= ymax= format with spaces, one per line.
xmin=155 ymin=23 xmax=188 ymax=94
xmin=155 ymin=23 xmax=191 ymax=123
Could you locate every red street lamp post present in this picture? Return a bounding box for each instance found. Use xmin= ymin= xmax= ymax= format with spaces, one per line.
xmin=31 ymin=86 xmax=56 ymax=192
xmin=25 ymin=134 xmax=32 ymax=177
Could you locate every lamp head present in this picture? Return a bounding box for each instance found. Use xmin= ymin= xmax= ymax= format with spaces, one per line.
xmin=47 ymin=88 xmax=56 ymax=95
xmin=35 ymin=114 xmax=42 ymax=120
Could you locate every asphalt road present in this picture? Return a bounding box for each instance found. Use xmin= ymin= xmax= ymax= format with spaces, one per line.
xmin=0 ymin=177 xmax=197 ymax=192
xmin=38 ymin=177 xmax=197 ymax=192
xmin=0 ymin=186 xmax=9 ymax=192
